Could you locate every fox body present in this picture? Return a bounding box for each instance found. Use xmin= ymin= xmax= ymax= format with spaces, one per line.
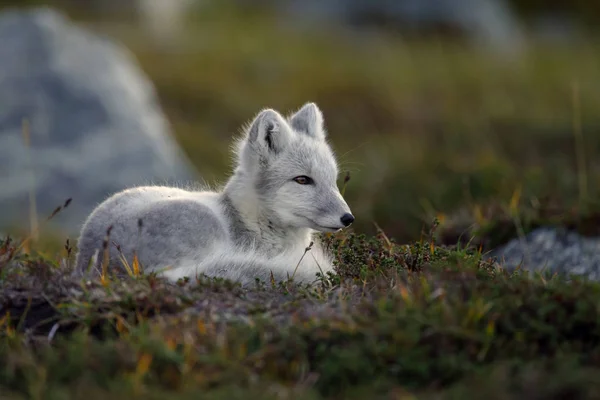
xmin=74 ymin=103 xmax=354 ymax=285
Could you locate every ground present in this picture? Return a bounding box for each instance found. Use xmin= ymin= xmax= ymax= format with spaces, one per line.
xmin=2 ymin=2 xmax=600 ymax=398
xmin=2 ymin=225 xmax=600 ymax=399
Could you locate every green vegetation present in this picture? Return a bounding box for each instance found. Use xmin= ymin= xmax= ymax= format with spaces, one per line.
xmin=2 ymin=230 xmax=600 ymax=399
xmin=4 ymin=2 xmax=600 ymax=244
xmin=81 ymin=3 xmax=600 ymax=244
xmin=2 ymin=2 xmax=600 ymax=398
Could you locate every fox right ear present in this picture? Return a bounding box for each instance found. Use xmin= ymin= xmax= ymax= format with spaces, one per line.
xmin=246 ymin=108 xmax=292 ymax=156
xmin=289 ymin=102 xmax=326 ymax=140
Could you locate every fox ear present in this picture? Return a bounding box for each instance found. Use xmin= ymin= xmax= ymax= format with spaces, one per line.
xmin=289 ymin=102 xmax=326 ymax=140
xmin=247 ymin=108 xmax=292 ymax=155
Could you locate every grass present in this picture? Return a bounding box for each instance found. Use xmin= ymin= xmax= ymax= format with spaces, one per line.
xmin=2 ymin=2 xmax=600 ymax=398
xmin=2 ymin=228 xmax=600 ymax=399
xmin=4 ymin=2 xmax=600 ymax=243
xmin=69 ymin=3 xmax=600 ymax=244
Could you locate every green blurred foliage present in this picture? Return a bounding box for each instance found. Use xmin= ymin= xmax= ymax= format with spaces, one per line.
xmin=508 ymin=0 xmax=600 ymax=26
xmin=3 ymin=1 xmax=600 ymax=243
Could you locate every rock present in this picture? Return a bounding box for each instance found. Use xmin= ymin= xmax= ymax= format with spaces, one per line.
xmin=489 ymin=227 xmax=600 ymax=281
xmin=0 ymin=7 xmax=196 ymax=235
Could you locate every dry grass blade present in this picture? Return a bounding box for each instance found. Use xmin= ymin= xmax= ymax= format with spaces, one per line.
xmin=341 ymin=171 xmax=351 ymax=197
xmin=22 ymin=118 xmax=38 ymax=251
xmin=291 ymin=241 xmax=314 ymax=280
xmin=132 ymin=252 xmax=142 ymax=277
xmin=113 ymin=241 xmax=134 ymax=276
xmin=11 ymin=198 xmax=73 ymax=260
xmin=100 ymin=225 xmax=113 ymax=286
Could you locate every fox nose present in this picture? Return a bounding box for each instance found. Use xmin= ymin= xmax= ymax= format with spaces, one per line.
xmin=340 ymin=213 xmax=355 ymax=227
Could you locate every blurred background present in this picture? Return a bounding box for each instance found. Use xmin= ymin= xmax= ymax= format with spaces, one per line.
xmin=2 ymin=0 xmax=600 ymax=248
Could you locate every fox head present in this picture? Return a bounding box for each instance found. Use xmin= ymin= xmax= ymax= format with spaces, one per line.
xmin=234 ymin=103 xmax=354 ymax=232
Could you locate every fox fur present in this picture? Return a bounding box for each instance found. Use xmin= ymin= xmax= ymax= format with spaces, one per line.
xmin=74 ymin=103 xmax=354 ymax=286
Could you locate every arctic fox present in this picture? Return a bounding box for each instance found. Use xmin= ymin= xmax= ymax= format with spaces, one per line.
xmin=74 ymin=103 xmax=354 ymax=286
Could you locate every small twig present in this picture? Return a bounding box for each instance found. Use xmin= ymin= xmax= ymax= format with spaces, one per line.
xmin=12 ymin=198 xmax=72 ymax=258
xmin=291 ymin=241 xmax=314 ymax=280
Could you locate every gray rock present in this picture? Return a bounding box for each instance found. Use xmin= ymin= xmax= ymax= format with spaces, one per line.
xmin=489 ymin=227 xmax=600 ymax=281
xmin=0 ymin=8 xmax=196 ymax=235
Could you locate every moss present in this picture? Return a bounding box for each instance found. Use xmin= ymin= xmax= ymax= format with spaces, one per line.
xmin=2 ymin=230 xmax=600 ymax=398
xmin=2 ymin=3 xmax=600 ymax=398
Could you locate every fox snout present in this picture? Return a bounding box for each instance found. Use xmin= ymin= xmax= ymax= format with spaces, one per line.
xmin=308 ymin=191 xmax=354 ymax=232
xmin=329 ymin=192 xmax=354 ymax=230
xmin=340 ymin=212 xmax=355 ymax=227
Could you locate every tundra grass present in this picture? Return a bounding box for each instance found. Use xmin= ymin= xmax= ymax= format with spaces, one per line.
xmin=1 ymin=4 xmax=600 ymax=397
xmin=2 ymin=229 xmax=600 ymax=399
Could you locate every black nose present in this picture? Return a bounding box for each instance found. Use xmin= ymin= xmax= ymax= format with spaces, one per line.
xmin=340 ymin=213 xmax=355 ymax=227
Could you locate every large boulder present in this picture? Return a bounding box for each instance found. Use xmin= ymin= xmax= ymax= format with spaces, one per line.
xmin=0 ymin=7 xmax=197 ymax=235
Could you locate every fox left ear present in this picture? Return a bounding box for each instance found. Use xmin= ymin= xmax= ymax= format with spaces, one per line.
xmin=246 ymin=108 xmax=293 ymax=156
xmin=289 ymin=102 xmax=326 ymax=140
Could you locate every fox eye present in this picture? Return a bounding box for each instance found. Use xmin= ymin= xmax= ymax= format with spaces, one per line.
xmin=293 ymin=176 xmax=314 ymax=185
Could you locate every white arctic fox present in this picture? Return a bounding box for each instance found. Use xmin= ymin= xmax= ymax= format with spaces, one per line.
xmin=74 ymin=103 xmax=354 ymax=286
